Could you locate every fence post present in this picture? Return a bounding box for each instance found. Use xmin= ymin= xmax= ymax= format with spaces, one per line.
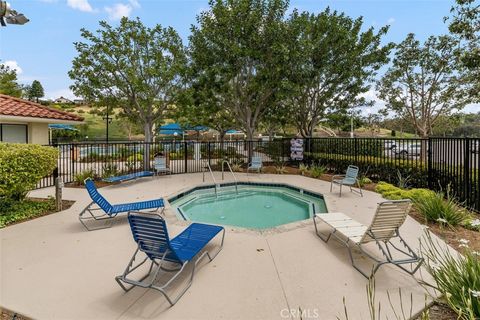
xmin=464 ymin=137 xmax=470 ymax=203
xmin=208 ymin=142 xmax=211 ymax=167
xmin=184 ymin=141 xmax=188 ymax=173
xmin=70 ymin=144 xmax=75 ymax=182
xmin=427 ymin=138 xmax=433 ymax=190
xmin=354 ymin=137 xmax=358 ymax=164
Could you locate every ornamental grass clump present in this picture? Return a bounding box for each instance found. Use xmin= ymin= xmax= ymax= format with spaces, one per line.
xmin=414 ymin=188 xmax=469 ymax=227
xmin=420 ymin=231 xmax=480 ymax=319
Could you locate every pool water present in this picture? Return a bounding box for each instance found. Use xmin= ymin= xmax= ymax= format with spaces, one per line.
xmin=169 ymin=184 xmax=327 ymax=229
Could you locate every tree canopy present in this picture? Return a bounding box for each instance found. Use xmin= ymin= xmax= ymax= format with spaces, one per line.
xmin=26 ymin=80 xmax=45 ymax=102
xmin=188 ymin=0 xmax=290 ymax=140
xmin=69 ymin=17 xmax=187 ymax=143
xmin=0 ymin=63 xmax=22 ymax=98
xmin=448 ymin=0 xmax=480 ymax=101
xmin=377 ymin=34 xmax=473 ymax=137
xmin=286 ymin=9 xmax=391 ymax=137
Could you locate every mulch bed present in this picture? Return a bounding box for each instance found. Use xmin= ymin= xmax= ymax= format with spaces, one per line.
xmin=1 ymin=308 xmax=30 ymax=320
xmin=65 ymin=180 xmax=112 ymax=189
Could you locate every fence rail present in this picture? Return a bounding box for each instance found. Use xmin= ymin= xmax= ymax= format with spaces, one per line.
xmin=37 ymin=137 xmax=480 ymax=213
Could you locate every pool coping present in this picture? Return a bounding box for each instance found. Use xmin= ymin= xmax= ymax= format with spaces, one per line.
xmin=163 ymin=180 xmax=331 ymax=235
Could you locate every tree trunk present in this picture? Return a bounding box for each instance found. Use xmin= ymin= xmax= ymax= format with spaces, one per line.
xmin=143 ymin=121 xmax=153 ymax=170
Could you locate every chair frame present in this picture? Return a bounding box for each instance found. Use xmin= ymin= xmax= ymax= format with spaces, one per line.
xmin=79 ymin=179 xmax=164 ymax=231
xmin=247 ymin=156 xmax=263 ymax=174
xmin=153 ymin=156 xmax=171 ymax=176
xmin=313 ymin=200 xmax=423 ymax=278
xmin=330 ymin=165 xmax=363 ymax=197
xmin=115 ymin=211 xmax=225 ymax=306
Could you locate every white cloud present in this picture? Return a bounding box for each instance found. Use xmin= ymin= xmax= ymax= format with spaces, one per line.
xmin=67 ymin=0 xmax=94 ymax=13
xmin=3 ymin=60 xmax=23 ymax=74
xmin=105 ymin=1 xmax=141 ymax=21
xmin=47 ymin=88 xmax=77 ymax=100
xmin=387 ymin=17 xmax=395 ymax=24
xmin=105 ymin=3 xmax=133 ymax=20
xmin=464 ymin=103 xmax=480 ymax=114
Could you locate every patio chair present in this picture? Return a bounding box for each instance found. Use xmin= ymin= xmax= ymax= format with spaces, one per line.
xmin=79 ymin=178 xmax=165 ymax=231
xmin=102 ymin=171 xmax=154 ymax=183
xmin=154 ymin=156 xmax=171 ymax=176
xmin=313 ymin=200 xmax=423 ymax=278
xmin=247 ymin=156 xmax=263 ymax=174
xmin=116 ymin=211 xmax=225 ymax=306
xmin=330 ymin=165 xmax=363 ymax=197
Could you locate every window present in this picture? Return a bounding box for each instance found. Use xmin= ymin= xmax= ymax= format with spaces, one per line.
xmin=0 ymin=124 xmax=28 ymax=143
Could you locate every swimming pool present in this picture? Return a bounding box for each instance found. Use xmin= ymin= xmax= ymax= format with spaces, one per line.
xmin=169 ymin=183 xmax=327 ymax=229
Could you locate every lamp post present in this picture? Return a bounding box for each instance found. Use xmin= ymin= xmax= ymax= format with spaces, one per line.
xmin=0 ymin=1 xmax=29 ymax=26
xmin=102 ymin=106 xmax=113 ymax=144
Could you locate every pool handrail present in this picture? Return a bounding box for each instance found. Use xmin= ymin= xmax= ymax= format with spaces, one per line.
xmin=202 ymin=162 xmax=218 ymax=196
xmin=221 ymin=160 xmax=238 ymax=194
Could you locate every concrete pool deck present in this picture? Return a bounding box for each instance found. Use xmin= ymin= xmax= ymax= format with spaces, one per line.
xmin=1 ymin=173 xmax=439 ymax=319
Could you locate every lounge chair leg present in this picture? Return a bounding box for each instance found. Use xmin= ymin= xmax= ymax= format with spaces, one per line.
xmin=79 ymin=202 xmax=116 ymax=231
xmin=339 ymin=184 xmax=342 ymax=197
xmin=313 ymin=215 xmax=332 ymax=243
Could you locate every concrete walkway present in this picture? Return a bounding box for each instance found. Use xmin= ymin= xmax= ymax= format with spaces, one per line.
xmin=1 ymin=173 xmax=437 ymax=320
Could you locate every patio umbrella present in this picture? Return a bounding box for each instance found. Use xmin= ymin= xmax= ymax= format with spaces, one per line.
xmin=158 ymin=123 xmax=184 ymax=135
xmin=48 ymin=124 xmax=78 ymax=131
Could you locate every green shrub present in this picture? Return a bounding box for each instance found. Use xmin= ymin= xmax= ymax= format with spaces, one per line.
xmin=126 ymin=154 xmax=143 ymax=171
xmin=358 ymin=176 xmax=372 ymax=187
xmin=404 ymin=188 xmax=435 ymax=203
xmin=421 ymin=231 xmax=480 ymax=319
xmin=414 ymin=189 xmax=469 ymax=226
xmin=308 ymin=163 xmax=327 ymax=178
xmin=299 ymin=163 xmax=309 ymax=176
xmin=0 ymin=143 xmax=58 ymax=200
xmin=306 ymin=152 xmax=428 ymax=188
xmin=275 ymin=162 xmax=287 ymax=174
xmin=74 ymin=169 xmax=95 ymax=185
xmin=375 ymin=182 xmax=436 ymax=203
xmin=102 ymin=163 xmax=119 ymax=178
xmin=375 ymin=181 xmax=399 ymax=194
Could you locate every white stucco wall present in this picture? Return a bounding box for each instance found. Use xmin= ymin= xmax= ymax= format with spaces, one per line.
xmin=28 ymin=122 xmax=49 ymax=145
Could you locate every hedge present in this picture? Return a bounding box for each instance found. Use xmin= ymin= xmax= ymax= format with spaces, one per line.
xmin=305 ymin=152 xmax=428 ymax=187
xmin=0 ymin=143 xmax=58 ymax=200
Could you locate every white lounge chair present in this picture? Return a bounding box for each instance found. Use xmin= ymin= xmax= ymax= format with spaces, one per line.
xmin=330 ymin=165 xmax=363 ymax=197
xmin=247 ymin=156 xmax=263 ymax=174
xmin=154 ymin=156 xmax=171 ymax=176
xmin=313 ymin=199 xmax=423 ymax=278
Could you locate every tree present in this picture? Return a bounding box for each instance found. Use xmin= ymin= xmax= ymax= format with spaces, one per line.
xmin=69 ymin=17 xmax=187 ymax=144
xmin=0 ymin=63 xmax=22 ymax=97
xmin=377 ymin=34 xmax=473 ymax=138
xmin=177 ymin=81 xmax=236 ymax=142
xmin=188 ymin=0 xmax=289 ymax=140
xmin=447 ymin=0 xmax=480 ymax=101
xmin=27 ymin=80 xmax=45 ymax=102
xmin=286 ymin=9 xmax=391 ymax=137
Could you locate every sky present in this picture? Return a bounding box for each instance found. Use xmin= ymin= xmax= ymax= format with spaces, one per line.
xmin=0 ymin=0 xmax=478 ymax=114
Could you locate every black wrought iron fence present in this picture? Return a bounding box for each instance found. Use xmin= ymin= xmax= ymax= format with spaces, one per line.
xmin=36 ymin=137 xmax=480 ymax=213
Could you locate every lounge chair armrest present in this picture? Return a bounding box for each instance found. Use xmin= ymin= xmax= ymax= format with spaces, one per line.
xmin=331 ymin=174 xmax=346 ymax=179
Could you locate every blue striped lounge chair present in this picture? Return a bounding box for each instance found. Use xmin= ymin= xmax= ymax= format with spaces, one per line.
xmin=116 ymin=211 xmax=225 ymax=306
xmin=79 ymin=178 xmax=164 ymax=231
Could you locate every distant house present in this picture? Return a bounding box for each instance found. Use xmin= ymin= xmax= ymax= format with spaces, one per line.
xmin=73 ymin=99 xmax=86 ymax=105
xmin=0 ymin=94 xmax=83 ymax=144
xmin=54 ymin=96 xmax=73 ymax=104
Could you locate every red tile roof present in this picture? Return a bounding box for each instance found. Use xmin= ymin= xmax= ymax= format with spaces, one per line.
xmin=0 ymin=94 xmax=84 ymax=122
